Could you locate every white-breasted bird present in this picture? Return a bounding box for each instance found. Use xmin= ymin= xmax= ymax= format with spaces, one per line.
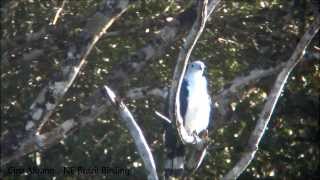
xmin=164 ymin=60 xmax=212 ymax=177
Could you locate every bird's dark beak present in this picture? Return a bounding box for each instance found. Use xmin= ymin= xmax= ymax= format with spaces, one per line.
xmin=199 ymin=65 xmax=204 ymax=71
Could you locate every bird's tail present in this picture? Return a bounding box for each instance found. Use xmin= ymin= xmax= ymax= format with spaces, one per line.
xmin=164 ymin=154 xmax=184 ymax=177
xmin=164 ymin=143 xmax=207 ymax=177
xmin=164 ymin=125 xmax=185 ymax=178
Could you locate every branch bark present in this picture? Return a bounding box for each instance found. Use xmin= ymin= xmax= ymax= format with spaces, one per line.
xmin=51 ymin=0 xmax=67 ymax=25
xmin=1 ymin=5 xmax=197 ymax=166
xmin=23 ymin=0 xmax=131 ymax=135
xmin=103 ymin=86 xmax=158 ymax=180
xmin=214 ymin=62 xmax=286 ymax=119
xmin=4 ymin=47 xmax=314 ymax=166
xmin=3 ymin=50 xmax=315 ymax=166
xmin=221 ymin=17 xmax=320 ymax=180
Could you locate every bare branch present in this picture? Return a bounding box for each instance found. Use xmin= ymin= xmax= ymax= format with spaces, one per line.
xmin=216 ymin=63 xmax=285 ymax=100
xmin=0 ymin=52 xmax=299 ymax=166
xmin=1 ymin=86 xmax=165 ymax=166
xmin=126 ymin=86 xmax=168 ymax=99
xmin=0 ymin=1 xmax=219 ymax=166
xmin=102 ymin=86 xmax=158 ymax=180
xmin=155 ymin=111 xmax=172 ymax=124
xmin=1 ymin=119 xmax=79 ymax=165
xmin=1 ymin=6 xmax=197 ymax=165
xmin=6 ymin=46 xmax=317 ymax=166
xmin=212 ymin=50 xmax=319 ymax=130
xmin=23 ymin=0 xmax=131 ymax=136
xmin=106 ymin=7 xmax=197 ymax=89
xmin=1 ymin=100 xmax=107 ymax=166
xmin=222 ymin=18 xmax=320 ymax=180
xmin=168 ymin=0 xmax=220 ymax=145
xmin=4 ymin=49 xmax=316 ymax=166
xmin=51 ymin=0 xmax=67 ymax=25
xmin=214 ymin=62 xmax=286 ymax=118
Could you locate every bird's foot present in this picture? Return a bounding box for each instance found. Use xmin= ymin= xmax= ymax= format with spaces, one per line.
xmin=199 ymin=130 xmax=209 ymax=144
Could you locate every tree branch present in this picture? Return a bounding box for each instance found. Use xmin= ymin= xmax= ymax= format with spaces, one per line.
xmin=1 ymin=1 xmax=221 ymax=163
xmin=214 ymin=62 xmax=286 ymax=119
xmin=4 ymin=49 xmax=316 ymax=166
xmin=23 ymin=0 xmax=131 ymax=136
xmin=102 ymin=86 xmax=158 ymax=180
xmin=5 ymin=46 xmax=315 ymax=167
xmin=1 ymin=5 xmax=197 ymax=166
xmin=221 ymin=17 xmax=320 ymax=180
xmin=51 ymin=0 xmax=67 ymax=25
xmin=1 ymin=86 xmax=161 ymax=166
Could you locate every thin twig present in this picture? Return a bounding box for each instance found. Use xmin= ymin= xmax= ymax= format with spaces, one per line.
xmin=51 ymin=0 xmax=67 ymax=25
xmin=221 ymin=17 xmax=320 ymax=180
xmin=103 ymin=86 xmax=158 ymax=180
xmin=155 ymin=111 xmax=172 ymax=124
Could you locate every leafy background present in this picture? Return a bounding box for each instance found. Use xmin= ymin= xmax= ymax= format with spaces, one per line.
xmin=1 ymin=0 xmax=319 ymax=179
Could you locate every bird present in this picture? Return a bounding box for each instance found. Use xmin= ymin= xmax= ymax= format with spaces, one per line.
xmin=164 ymin=60 xmax=212 ymax=178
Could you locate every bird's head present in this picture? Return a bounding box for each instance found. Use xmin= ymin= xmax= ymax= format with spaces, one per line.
xmin=187 ymin=60 xmax=206 ymax=75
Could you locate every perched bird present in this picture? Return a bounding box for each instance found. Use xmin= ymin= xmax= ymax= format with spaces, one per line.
xmin=164 ymin=60 xmax=212 ymax=177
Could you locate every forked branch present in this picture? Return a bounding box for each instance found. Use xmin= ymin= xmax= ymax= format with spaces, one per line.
xmin=221 ymin=17 xmax=320 ymax=180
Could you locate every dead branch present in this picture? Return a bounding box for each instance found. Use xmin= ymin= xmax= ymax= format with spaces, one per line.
xmin=51 ymin=0 xmax=67 ymax=25
xmin=214 ymin=62 xmax=286 ymax=118
xmin=1 ymin=5 xmax=196 ymax=166
xmin=23 ymin=0 xmax=131 ymax=136
xmin=4 ymin=50 xmax=316 ymax=166
xmin=221 ymin=17 xmax=320 ymax=180
xmin=3 ymin=49 xmax=314 ymax=167
xmin=102 ymin=86 xmax=158 ymax=180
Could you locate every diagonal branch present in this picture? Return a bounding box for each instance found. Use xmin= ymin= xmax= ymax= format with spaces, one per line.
xmin=1 ymin=6 xmax=197 ymax=166
xmin=1 ymin=86 xmax=168 ymax=166
xmin=51 ymin=0 xmax=67 ymax=25
xmin=168 ymin=0 xmax=221 ymax=145
xmin=4 ymin=50 xmax=316 ymax=166
xmin=23 ymin=0 xmax=132 ymax=136
xmin=5 ymin=45 xmax=316 ymax=167
xmin=214 ymin=62 xmax=286 ymax=119
xmin=215 ymin=63 xmax=285 ymax=101
xmin=221 ymin=17 xmax=320 ymax=180
xmin=102 ymin=86 xmax=158 ymax=180
xmin=213 ymin=51 xmax=319 ymax=128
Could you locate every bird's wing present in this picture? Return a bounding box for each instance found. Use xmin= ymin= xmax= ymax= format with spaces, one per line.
xmin=163 ymin=81 xmax=188 ymax=177
xmin=180 ymin=79 xmax=189 ymax=122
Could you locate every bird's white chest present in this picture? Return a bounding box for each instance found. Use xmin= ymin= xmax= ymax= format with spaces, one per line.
xmin=184 ymin=77 xmax=210 ymax=134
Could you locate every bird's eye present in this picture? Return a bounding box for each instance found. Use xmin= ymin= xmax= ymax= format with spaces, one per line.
xmin=191 ymin=64 xmax=194 ymax=68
